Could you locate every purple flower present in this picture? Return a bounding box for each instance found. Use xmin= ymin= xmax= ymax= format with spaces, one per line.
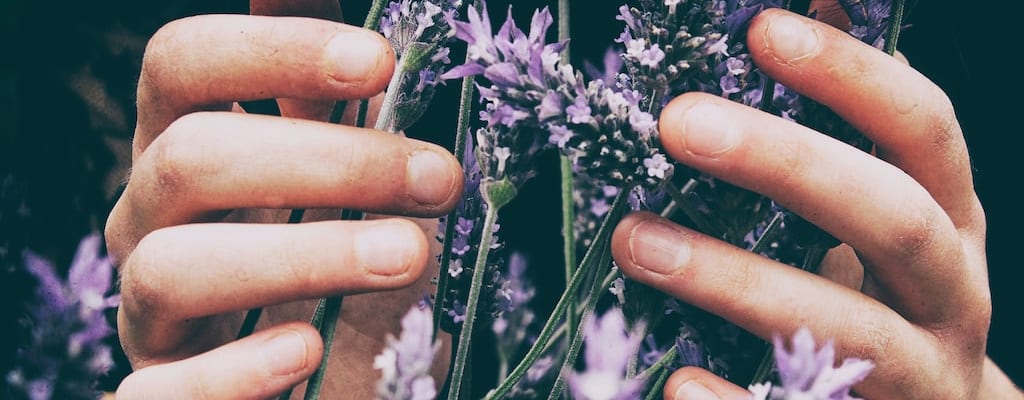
xmin=8 ymin=233 xmax=120 ymax=400
xmin=750 ymin=327 xmax=874 ymax=400
xmin=374 ymin=306 xmax=441 ymax=400
xmin=378 ymin=0 xmax=462 ymax=132
xmin=838 ymin=0 xmax=892 ymax=48
xmin=566 ymin=95 xmax=594 ymax=124
xmin=567 ymin=308 xmax=644 ymax=400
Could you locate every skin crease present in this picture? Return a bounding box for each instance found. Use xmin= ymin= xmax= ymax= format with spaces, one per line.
xmin=106 ymin=0 xmax=1023 ymax=399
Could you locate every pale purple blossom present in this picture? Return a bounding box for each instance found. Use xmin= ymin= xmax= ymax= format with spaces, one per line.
xmin=8 ymin=233 xmax=120 ymax=400
xmin=749 ymin=327 xmax=874 ymax=400
xmin=567 ymin=308 xmax=644 ymax=400
xmin=374 ymin=306 xmax=440 ymax=400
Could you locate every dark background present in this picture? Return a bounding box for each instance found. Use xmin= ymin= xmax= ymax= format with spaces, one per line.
xmin=2 ymin=0 xmax=1020 ymax=394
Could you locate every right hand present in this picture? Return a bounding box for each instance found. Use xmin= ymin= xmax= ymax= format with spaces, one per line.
xmin=106 ymin=1 xmax=462 ymax=398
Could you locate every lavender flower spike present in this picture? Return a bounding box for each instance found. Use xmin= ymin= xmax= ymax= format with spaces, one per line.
xmin=374 ymin=305 xmax=441 ymax=400
xmin=567 ymin=308 xmax=644 ymax=400
xmin=8 ymin=233 xmax=120 ymax=400
xmin=749 ymin=327 xmax=875 ymax=400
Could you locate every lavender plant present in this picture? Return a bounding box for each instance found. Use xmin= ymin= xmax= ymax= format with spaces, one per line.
xmin=409 ymin=0 xmax=905 ymax=396
xmin=6 ymin=233 xmax=120 ymax=400
xmin=360 ymin=0 xmax=904 ymax=398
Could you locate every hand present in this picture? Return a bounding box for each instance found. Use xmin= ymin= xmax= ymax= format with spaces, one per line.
xmin=105 ymin=1 xmax=462 ymax=398
xmin=611 ymin=8 xmax=1017 ymax=399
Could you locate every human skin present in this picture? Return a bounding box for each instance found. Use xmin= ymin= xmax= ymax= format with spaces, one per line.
xmin=106 ymin=0 xmax=459 ymax=398
xmin=106 ymin=0 xmax=1024 ymax=399
xmin=609 ymin=7 xmax=1024 ymax=400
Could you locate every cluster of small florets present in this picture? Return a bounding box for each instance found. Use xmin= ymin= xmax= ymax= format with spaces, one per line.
xmin=373 ymin=306 xmax=440 ymax=400
xmin=380 ymin=0 xmax=463 ymax=132
xmin=7 ymin=234 xmax=120 ymax=400
xmin=435 ymin=138 xmax=514 ymax=332
xmin=444 ymin=2 xmax=673 ymax=190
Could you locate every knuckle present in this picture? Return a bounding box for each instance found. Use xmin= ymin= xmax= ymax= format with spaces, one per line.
xmin=924 ymin=86 xmax=960 ymax=148
xmin=140 ymin=17 xmax=195 ymax=97
xmin=142 ymin=114 xmax=209 ymax=199
xmin=885 ymin=204 xmax=945 ymax=260
xmin=119 ymin=230 xmax=176 ymax=317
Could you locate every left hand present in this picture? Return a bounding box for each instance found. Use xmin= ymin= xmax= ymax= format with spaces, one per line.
xmin=610 ymin=8 xmax=997 ymax=399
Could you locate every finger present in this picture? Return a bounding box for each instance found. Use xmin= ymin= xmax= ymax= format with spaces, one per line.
xmin=135 ymin=14 xmax=395 ymax=156
xmin=657 ymin=93 xmax=972 ymax=323
xmin=106 ymin=112 xmax=460 ymax=258
xmin=249 ymin=0 xmax=344 ymax=121
xmin=118 ymin=219 xmax=428 ymax=358
xmin=747 ymin=9 xmax=983 ymax=235
xmin=662 ymin=367 xmax=749 ymax=400
xmin=610 ymin=212 xmax=942 ymax=398
xmin=115 ymin=322 xmax=322 ymax=399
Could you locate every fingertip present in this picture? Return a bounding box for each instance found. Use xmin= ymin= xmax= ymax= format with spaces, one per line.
xmin=747 ymin=8 xmax=823 ymax=67
xmin=611 ymin=211 xmax=691 ymax=278
xmin=658 ymin=93 xmax=744 ymax=162
xmin=323 ymin=28 xmax=395 ymax=98
xmin=663 ymin=367 xmax=749 ymax=400
xmin=406 ymin=144 xmax=465 ymax=214
xmin=259 ymin=322 xmax=324 ymax=378
xmin=355 ymin=219 xmax=430 ymax=283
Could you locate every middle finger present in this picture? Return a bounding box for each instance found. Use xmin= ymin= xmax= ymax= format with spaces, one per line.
xmin=106 ymin=112 xmax=461 ymax=259
xmin=658 ymin=92 xmax=966 ymax=324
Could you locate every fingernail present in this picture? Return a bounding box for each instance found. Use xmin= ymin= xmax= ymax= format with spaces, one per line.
xmin=681 ymin=102 xmax=741 ymax=157
xmin=673 ymin=381 xmax=719 ymax=400
xmin=356 ymin=221 xmax=417 ymax=276
xmin=766 ymin=14 xmax=820 ymax=64
xmin=324 ymin=30 xmax=385 ymax=83
xmin=407 ymin=150 xmax=458 ymax=206
xmin=628 ymin=219 xmax=691 ymax=275
xmin=261 ymin=330 xmax=309 ymax=376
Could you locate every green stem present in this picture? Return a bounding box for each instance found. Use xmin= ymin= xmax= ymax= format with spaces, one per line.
xmin=329 ymin=100 xmax=348 ymax=125
xmin=546 ymin=233 xmax=616 ymax=400
xmin=373 ymin=61 xmax=407 ymax=132
xmin=433 ymin=53 xmax=477 ymax=342
xmin=447 ymin=204 xmax=500 ymax=400
xmin=557 ymin=0 xmax=578 ymax=345
xmin=636 ymin=345 xmax=679 ymax=384
xmin=362 ymin=0 xmax=388 ymax=31
xmin=276 ymin=298 xmax=329 ymax=400
xmin=643 ymin=366 xmax=673 ymax=400
xmin=485 ymin=192 xmax=628 ymax=400
xmin=666 ymin=179 xmax=726 ymax=239
xmin=303 ymin=296 xmax=344 ymax=400
xmin=560 ymin=157 xmax=578 ymax=333
xmin=883 ymin=0 xmax=905 ymax=56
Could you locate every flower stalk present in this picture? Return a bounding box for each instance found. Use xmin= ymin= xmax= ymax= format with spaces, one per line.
xmin=446 ymin=197 xmax=501 ymax=400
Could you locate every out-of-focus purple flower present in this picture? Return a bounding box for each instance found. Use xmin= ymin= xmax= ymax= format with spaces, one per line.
xmin=584 ymin=47 xmax=625 ymax=85
xmin=567 ymin=308 xmax=644 ymax=400
xmin=838 ymin=0 xmax=892 ymax=48
xmin=749 ymin=327 xmax=874 ymax=400
xmin=374 ymin=306 xmax=441 ymax=400
xmin=7 ymin=233 xmax=120 ymax=400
